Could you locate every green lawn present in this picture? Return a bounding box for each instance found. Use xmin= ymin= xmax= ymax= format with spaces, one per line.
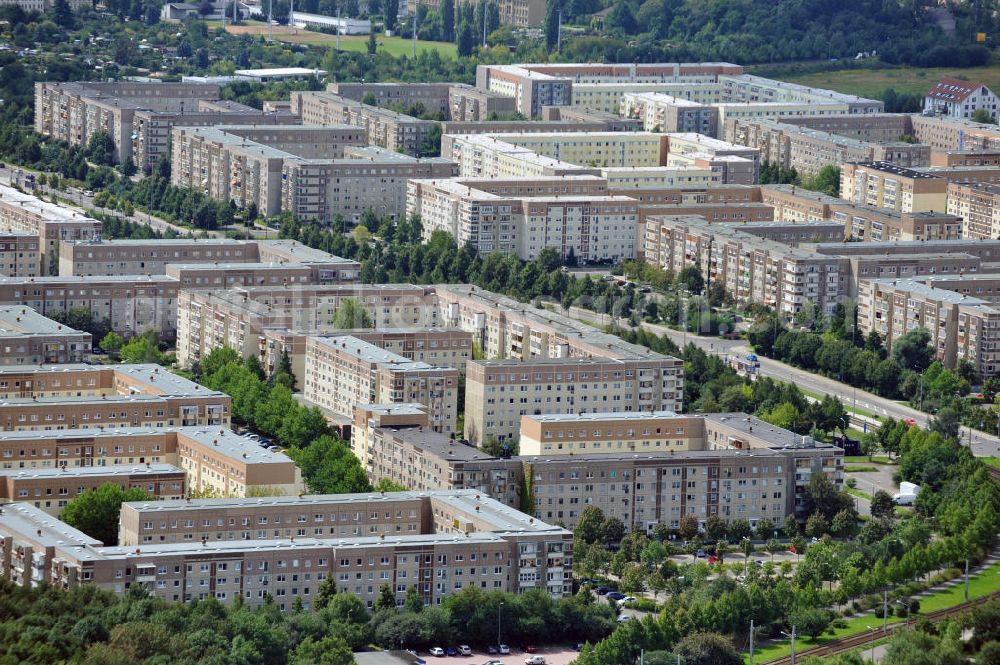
xmin=750 ymin=558 xmax=1000 ymax=663
xmin=210 ymin=20 xmax=457 ymax=56
xmin=799 ymin=388 xmax=878 ymax=419
xmin=845 ymin=456 xmax=894 ymax=465
xmin=983 ymin=457 xmax=1000 ymax=470
xmin=845 ymin=486 xmax=873 ymax=501
xmin=783 ymin=65 xmax=1000 ymax=99
xmin=845 ymin=465 xmax=877 ymax=473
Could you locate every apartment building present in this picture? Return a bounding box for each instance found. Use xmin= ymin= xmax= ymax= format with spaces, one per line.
xmin=0 ymin=426 xmax=300 ymax=496
xmin=621 ymin=93 xmax=718 ymax=135
xmin=727 ymin=118 xmax=929 ymax=177
xmin=291 ymin=91 xmax=437 ymax=155
xmin=405 ymin=0 xmax=544 ymax=25
xmin=761 ymin=184 xmax=962 ymax=240
xmin=327 ymin=82 xmax=452 ymax=118
xmin=0 ymin=491 xmax=571 ymax=608
xmin=448 ymin=84 xmax=519 ymax=121
xmin=175 ymin=284 xmax=440 ymax=369
xmin=350 ymin=403 xmax=429 ymax=470
xmin=664 ymin=132 xmax=760 ymax=183
xmin=359 ymin=410 xmax=842 ymax=531
xmin=858 ymin=278 xmax=1000 ymax=378
xmin=58 ymin=238 xmax=359 ymax=281
xmin=930 ymin=150 xmax=1000 ymax=167
xmin=0 ymin=489 xmax=566 ymax=610
xmin=839 ymin=162 xmax=948 ymax=213
xmin=463 ymin=357 xmax=681 ymax=446
xmin=947 ymin=181 xmax=1000 ymax=239
xmin=910 ymin=114 xmax=1000 ymax=152
xmin=0 ymin=306 xmax=90 ymax=365
xmin=0 ymin=232 xmax=40 ymax=278
xmin=0 ymin=184 xmax=101 ymax=276
xmin=303 ymin=336 xmax=459 ymax=433
xmin=475 ymin=63 xmax=745 ymax=117
xmin=0 ymin=464 xmax=186 ymax=516
xmin=406 ymin=176 xmax=640 ymax=261
xmin=924 ymin=78 xmax=999 ymax=121
xmin=0 ymin=275 xmax=178 ymax=340
xmin=33 ymin=82 xmax=300 ymax=169
xmin=0 ymin=363 xmax=230 ymax=431
xmin=171 ymin=124 xmax=455 ymax=222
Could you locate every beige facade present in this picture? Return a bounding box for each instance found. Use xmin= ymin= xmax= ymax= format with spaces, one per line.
xmin=0 ymin=492 xmax=571 ymax=610
xmin=0 ymin=464 xmax=185 ymax=517
xmin=948 ymin=181 xmax=1000 ymax=239
xmin=0 ymin=306 xmax=90 ymax=365
xmin=0 ymin=184 xmax=101 ymax=276
xmin=0 ymin=426 xmax=299 ymax=497
xmin=858 ymin=277 xmax=1000 ymax=378
xmin=0 ymin=232 xmax=40 ymax=278
xmin=303 ymin=336 xmax=458 ymax=433
xmin=171 ymin=123 xmax=455 ymax=223
xmin=176 ymin=284 xmax=441 ymax=370
xmin=359 ymin=411 xmax=842 ymax=531
xmin=406 ymin=0 xmax=544 ymax=25
xmin=621 ymin=93 xmax=718 ymax=135
xmin=0 ymin=363 xmax=230 ymax=431
xmin=840 ymin=162 xmax=949 ymax=213
xmin=407 ymin=176 xmax=640 ymax=262
xmin=0 ymin=275 xmax=178 ymax=340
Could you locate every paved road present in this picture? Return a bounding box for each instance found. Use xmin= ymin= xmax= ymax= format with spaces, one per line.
xmin=566 ymin=306 xmax=1000 ymax=457
xmin=0 ymin=165 xmax=220 ymax=238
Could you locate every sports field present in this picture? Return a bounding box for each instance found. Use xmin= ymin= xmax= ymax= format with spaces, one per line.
xmin=217 ymin=21 xmax=457 ymax=57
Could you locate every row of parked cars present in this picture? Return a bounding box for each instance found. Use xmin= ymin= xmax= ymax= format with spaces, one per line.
xmin=242 ymin=432 xmax=280 ymax=452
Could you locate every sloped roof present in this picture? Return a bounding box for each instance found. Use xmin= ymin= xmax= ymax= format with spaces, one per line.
xmin=925 ymin=77 xmax=988 ymax=104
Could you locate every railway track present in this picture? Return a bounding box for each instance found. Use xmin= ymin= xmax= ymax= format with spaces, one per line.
xmin=764 ymin=590 xmax=1000 ymax=664
xmin=988 ymin=465 xmax=1000 ymax=484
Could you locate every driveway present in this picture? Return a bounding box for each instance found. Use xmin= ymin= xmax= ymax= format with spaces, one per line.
xmin=415 ymin=646 xmax=581 ymax=665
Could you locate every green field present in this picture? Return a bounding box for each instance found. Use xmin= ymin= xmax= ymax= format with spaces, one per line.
xmin=210 ymin=20 xmax=457 ymax=57
xmin=783 ymin=65 xmax=1000 ymax=99
xmin=749 ymin=558 xmax=1000 ymax=663
xmin=984 ymin=457 xmax=1000 ymax=470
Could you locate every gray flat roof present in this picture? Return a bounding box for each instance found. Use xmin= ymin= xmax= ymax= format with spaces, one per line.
xmin=0 ymin=463 xmax=183 ymax=479
xmin=0 ymin=306 xmax=88 ymax=337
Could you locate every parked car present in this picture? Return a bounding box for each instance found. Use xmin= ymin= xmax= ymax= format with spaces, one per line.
xmin=524 ymin=657 xmax=546 ymax=665
xmin=606 ymin=592 xmax=625 ymax=601
xmin=573 ymin=643 xmax=584 ymax=651
xmin=458 ymin=645 xmax=472 ymax=656
xmin=487 ymin=646 xmax=499 ymax=655
xmin=447 ymin=647 xmax=459 ymax=656
xmin=498 ymin=645 xmax=510 ymax=655
xmin=483 ymin=661 xmax=505 ymax=665
xmin=595 ymin=586 xmax=615 ymax=595
xmin=696 ymin=549 xmax=707 ymax=558
xmin=618 ymin=596 xmax=637 ymax=604
xmin=617 ymin=615 xmax=632 ymax=623
xmin=430 ymin=647 xmax=445 ymax=656
xmin=268 ymin=446 xmax=282 ymax=452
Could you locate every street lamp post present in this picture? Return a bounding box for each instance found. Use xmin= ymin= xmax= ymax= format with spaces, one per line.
xmin=780 ymin=626 xmax=796 ymax=665
xmin=867 ymin=625 xmax=876 ymax=662
xmin=497 ymin=601 xmax=503 ymax=647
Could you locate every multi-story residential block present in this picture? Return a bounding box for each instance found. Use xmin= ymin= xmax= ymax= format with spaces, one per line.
xmin=405 ymin=0 xmax=545 ymax=25
xmin=859 ymin=277 xmax=1000 ymax=378
xmin=0 ymin=426 xmax=300 ymax=496
xmin=727 ymin=118 xmax=929 ymax=176
xmin=327 ymin=82 xmax=453 ymax=117
xmin=359 ymin=410 xmax=843 ymax=531
xmin=33 ymin=82 xmax=299 ymax=169
xmin=924 ymin=78 xmax=999 ymax=121
xmin=303 ymin=336 xmax=458 ymax=433
xmin=0 ymin=491 xmax=572 ymax=610
xmin=447 ymin=84 xmax=519 ymax=121
xmin=350 ymin=403 xmax=429 ymax=471
xmin=930 ymin=150 xmax=1000 ymax=167
xmin=909 ymin=114 xmax=1000 ymax=152
xmin=0 ymin=306 xmax=90 ymax=364
xmin=947 ymin=181 xmax=1000 ymax=239
xmin=0 ymin=363 xmax=230 ymax=431
xmin=58 ymin=238 xmax=359 ymax=280
xmin=0 ymin=232 xmax=40 ymax=278
xmin=171 ymin=124 xmax=455 ymax=223
xmin=0 ymin=464 xmax=186 ymax=516
xmin=621 ymin=93 xmax=718 ymax=135
xmin=291 ymin=91 xmax=438 ymax=155
xmin=840 ymin=162 xmax=949 ymax=213
xmin=0 ymin=184 xmax=101 ymax=276
xmin=406 ymin=176 xmax=640 ymax=261
xmin=0 ymin=275 xmax=178 ymax=340
xmin=175 ymin=284 xmax=441 ymax=369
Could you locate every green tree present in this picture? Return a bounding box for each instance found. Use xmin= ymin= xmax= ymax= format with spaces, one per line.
xmin=384 ymin=0 xmax=399 ymax=31
xmin=441 ymin=0 xmax=454 ymax=40
xmin=286 ymin=435 xmax=371 ymax=494
xmin=678 ymin=514 xmax=700 ymax=540
xmin=803 ymin=164 xmax=841 ymax=197
xmin=52 ymin=0 xmax=74 ymax=27
xmin=99 ymin=331 xmax=124 ymax=359
xmin=803 ymin=473 xmax=852 ymax=521
xmin=290 ymin=635 xmax=353 ymax=665
xmin=120 ymin=332 xmax=163 ymax=364
xmin=332 ymin=297 xmax=373 ymax=329
xmin=972 ymin=108 xmax=997 ymax=124
xmin=674 ymin=632 xmax=742 ymax=665
xmin=61 ymin=483 xmax=152 ymax=545
xmin=86 ymin=130 xmax=116 ymax=166
xmin=575 ymin=506 xmax=605 ymax=544
xmin=705 ymin=515 xmax=727 ymax=542
xmin=404 ymin=584 xmax=424 ymax=612
xmin=891 ymin=328 xmax=935 ymax=372
xmin=870 ymin=490 xmax=896 ymax=520
xmin=790 ymin=607 xmax=833 ymax=639
xmin=375 ymin=583 xmax=397 ymax=611
xmin=544 ymin=0 xmax=560 ymax=50
xmin=804 ymin=511 xmax=830 ymax=538
xmin=456 ymin=19 xmax=475 ymax=56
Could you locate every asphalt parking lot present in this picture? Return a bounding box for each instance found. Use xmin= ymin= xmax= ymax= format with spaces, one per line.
xmin=415 ymin=645 xmax=581 ymax=665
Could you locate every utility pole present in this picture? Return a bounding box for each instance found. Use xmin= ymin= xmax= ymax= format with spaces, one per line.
xmin=289 ymin=0 xmax=294 ymax=32
xmin=412 ymin=2 xmax=417 ymax=58
xmin=336 ymin=4 xmax=341 ymax=49
xmin=268 ymin=0 xmax=273 ymax=40
xmin=965 ymin=558 xmax=970 ymax=601
xmin=883 ymin=589 xmax=888 ymax=633
xmin=482 ymin=0 xmax=487 ymax=47
xmin=749 ymin=619 xmax=755 ymax=665
xmin=556 ymin=6 xmax=561 ymax=50
xmin=781 ymin=626 xmax=796 ymax=665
